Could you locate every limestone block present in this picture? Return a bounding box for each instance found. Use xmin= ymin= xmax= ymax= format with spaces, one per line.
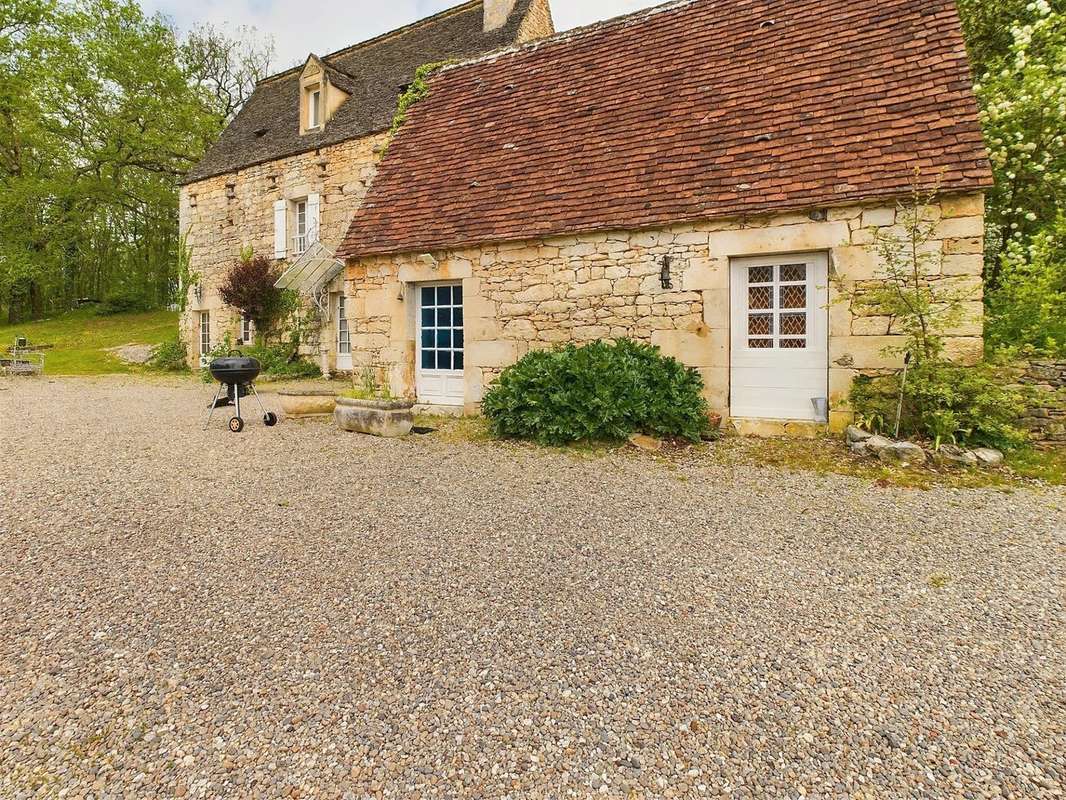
xmin=696 ymin=367 xmax=729 ymax=409
xmin=861 ymin=207 xmax=895 ymax=228
xmin=499 ymin=303 xmax=536 ymax=317
xmin=535 ymin=300 xmax=573 ymax=315
xmin=941 ymin=254 xmax=983 ymax=276
xmin=851 ymin=315 xmax=892 ymax=336
xmin=683 ymin=257 xmax=728 ymax=292
xmin=827 ymin=291 xmax=853 ymax=338
xmin=568 ymin=279 xmax=613 ymax=298
xmin=503 ymin=319 xmax=537 ymax=340
xmin=833 ymin=246 xmax=881 ymax=281
xmin=828 ymin=205 xmax=863 ymax=222
xmin=940 ymin=194 xmax=984 ymax=218
xmin=572 ymin=325 xmax=611 ymax=341
xmin=651 ymin=328 xmax=728 ymax=368
xmin=708 ymin=222 xmax=849 ymax=257
xmin=675 ymin=232 xmax=709 ymax=245
xmin=465 ymin=368 xmax=485 ymax=404
xmin=936 ymin=216 xmax=984 ymax=240
xmin=944 ymin=336 xmax=984 ymax=365
xmin=467 ymin=339 xmax=519 ymax=368
xmin=701 ymin=288 xmax=729 ymax=330
xmin=943 ymin=237 xmax=983 ymax=255
xmin=398 ymin=258 xmax=472 ymax=283
xmin=829 ymin=368 xmax=858 ymax=406
xmin=830 ymin=336 xmax=905 ymax=370
xmin=614 ymin=277 xmax=642 ymax=296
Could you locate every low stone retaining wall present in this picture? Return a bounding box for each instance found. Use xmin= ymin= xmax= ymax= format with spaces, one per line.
xmin=1015 ymin=360 xmax=1066 ymax=446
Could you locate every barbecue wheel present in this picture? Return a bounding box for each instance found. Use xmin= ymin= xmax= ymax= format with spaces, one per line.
xmin=264 ymin=413 xmax=278 ymax=427
xmin=229 ymin=417 xmax=244 ymax=433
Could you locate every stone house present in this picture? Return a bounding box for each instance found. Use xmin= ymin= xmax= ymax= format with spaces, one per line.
xmin=335 ymin=0 xmax=993 ymax=432
xmin=178 ymin=0 xmax=555 ymax=367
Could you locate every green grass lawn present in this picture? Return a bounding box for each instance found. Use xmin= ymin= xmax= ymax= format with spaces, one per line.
xmin=0 ymin=308 xmax=179 ymax=375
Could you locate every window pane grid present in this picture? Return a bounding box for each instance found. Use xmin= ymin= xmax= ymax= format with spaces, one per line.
xmin=420 ymin=286 xmax=464 ymax=371
xmin=337 ymin=296 xmax=350 ymax=355
xmin=745 ymin=263 xmax=809 ymax=351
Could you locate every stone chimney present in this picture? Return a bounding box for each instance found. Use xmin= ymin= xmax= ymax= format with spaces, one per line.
xmin=483 ymin=0 xmax=518 ymax=32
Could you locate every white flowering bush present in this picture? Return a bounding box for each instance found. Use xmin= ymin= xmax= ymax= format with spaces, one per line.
xmin=974 ymin=1 xmax=1065 ymax=274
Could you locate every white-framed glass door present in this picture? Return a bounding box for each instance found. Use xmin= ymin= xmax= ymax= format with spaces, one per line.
xmin=416 ymin=283 xmax=465 ymax=406
xmin=729 ymin=253 xmax=829 ymax=420
xmin=336 ymin=293 xmax=352 ymax=372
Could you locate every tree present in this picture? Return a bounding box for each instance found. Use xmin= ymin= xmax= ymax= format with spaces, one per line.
xmin=0 ymin=0 xmax=275 ymax=323
xmin=181 ymin=23 xmax=275 ymax=126
xmin=968 ymin=0 xmax=1066 ymax=287
xmin=217 ymin=254 xmax=284 ymax=331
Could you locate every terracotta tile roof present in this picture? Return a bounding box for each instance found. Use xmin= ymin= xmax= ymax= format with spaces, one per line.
xmin=183 ymin=1 xmax=537 ymax=184
xmin=338 ymin=0 xmax=993 ymax=260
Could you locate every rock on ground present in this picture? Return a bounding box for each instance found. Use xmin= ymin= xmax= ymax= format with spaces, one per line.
xmin=0 ymin=377 xmax=1064 ymax=799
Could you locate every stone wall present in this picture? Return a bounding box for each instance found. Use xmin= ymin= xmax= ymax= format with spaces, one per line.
xmin=178 ymin=133 xmax=387 ymax=365
xmin=343 ymin=193 xmax=986 ymax=428
xmin=1015 ymin=360 xmax=1066 ymax=445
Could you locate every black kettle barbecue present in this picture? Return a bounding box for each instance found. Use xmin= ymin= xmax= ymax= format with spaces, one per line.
xmin=203 ymin=351 xmax=278 ymax=433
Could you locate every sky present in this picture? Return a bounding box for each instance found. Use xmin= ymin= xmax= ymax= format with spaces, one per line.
xmin=138 ymin=0 xmax=664 ymax=71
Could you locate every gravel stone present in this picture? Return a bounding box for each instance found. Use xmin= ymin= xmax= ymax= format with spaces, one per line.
xmin=1 ymin=377 xmax=1064 ymax=798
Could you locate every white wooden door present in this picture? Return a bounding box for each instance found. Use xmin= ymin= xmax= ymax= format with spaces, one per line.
xmin=416 ymin=284 xmax=465 ymax=406
xmin=336 ymin=293 xmax=352 ymax=372
xmin=730 ymin=253 xmax=829 ymax=421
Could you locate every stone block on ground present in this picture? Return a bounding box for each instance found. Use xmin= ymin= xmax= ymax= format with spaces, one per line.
xmin=878 ymin=442 xmax=928 ymax=468
xmin=973 ymin=447 xmax=1004 ymax=467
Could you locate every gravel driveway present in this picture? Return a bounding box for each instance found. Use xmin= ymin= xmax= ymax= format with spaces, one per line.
xmin=1 ymin=377 xmax=1063 ymax=799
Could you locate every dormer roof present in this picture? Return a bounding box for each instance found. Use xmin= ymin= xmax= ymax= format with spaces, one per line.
xmin=183 ymin=0 xmax=538 ymax=184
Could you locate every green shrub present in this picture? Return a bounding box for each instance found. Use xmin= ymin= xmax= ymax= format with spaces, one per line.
xmin=199 ymin=335 xmax=321 ymax=382
xmin=101 ymin=289 xmax=150 ymax=315
xmin=245 ymin=341 xmax=321 ymax=380
xmin=482 ymin=339 xmax=712 ymax=445
xmin=148 ymin=336 xmax=188 ymax=372
xmin=849 ymin=360 xmax=1028 ymax=450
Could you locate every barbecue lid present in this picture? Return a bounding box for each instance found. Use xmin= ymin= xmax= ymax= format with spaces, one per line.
xmin=209 ymin=354 xmax=262 ymax=383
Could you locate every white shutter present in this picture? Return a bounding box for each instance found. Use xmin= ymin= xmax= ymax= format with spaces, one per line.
xmin=307 ymin=193 xmax=321 ymax=244
xmin=273 ymin=199 xmax=287 ymax=259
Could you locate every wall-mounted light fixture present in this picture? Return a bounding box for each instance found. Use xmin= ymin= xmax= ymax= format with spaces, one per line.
xmin=660 ymin=255 xmax=673 ymax=290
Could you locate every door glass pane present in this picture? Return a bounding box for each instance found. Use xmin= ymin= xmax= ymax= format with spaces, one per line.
xmin=454 ymin=330 xmax=464 ymax=349
xmin=780 ymin=313 xmax=807 ymax=335
xmin=436 ymin=329 xmax=451 ymax=348
xmin=421 ymin=330 xmax=434 ymax=348
xmin=748 ymin=338 xmax=773 ymax=349
xmin=748 ymin=286 xmax=772 ymax=310
xmin=748 ymin=314 xmax=773 ymax=336
xmin=421 ymin=307 xmax=434 ymax=327
xmin=422 ymin=287 xmax=436 ymax=306
xmin=421 ymin=350 xmax=434 ymax=369
xmin=437 ymin=307 xmax=452 ymax=327
xmin=454 ymin=351 xmax=464 ymax=370
xmin=436 ymin=351 xmax=451 ymax=370
xmin=780 ymin=263 xmax=806 ymax=282
xmin=454 ymin=307 xmax=464 ymax=326
xmin=452 ymin=285 xmax=463 ymax=304
xmin=749 ymin=265 xmax=773 ymax=284
xmin=780 ymin=285 xmax=806 ymax=309
xmin=780 ymin=338 xmax=807 ymax=349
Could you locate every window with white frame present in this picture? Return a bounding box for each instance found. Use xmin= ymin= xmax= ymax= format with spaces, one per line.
xmin=746 ymin=262 xmax=810 ymax=350
xmin=199 ymin=311 xmax=211 ymax=356
xmin=337 ymin=295 xmax=351 ymax=355
xmin=308 ymin=88 xmax=322 ymax=129
xmin=241 ymin=315 xmax=254 ymax=344
xmin=294 ymin=200 xmax=308 ymax=254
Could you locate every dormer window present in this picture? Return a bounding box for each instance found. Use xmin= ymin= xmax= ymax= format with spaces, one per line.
xmin=298 ymin=54 xmax=351 ymax=136
xmin=308 ymin=87 xmax=322 ymax=129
